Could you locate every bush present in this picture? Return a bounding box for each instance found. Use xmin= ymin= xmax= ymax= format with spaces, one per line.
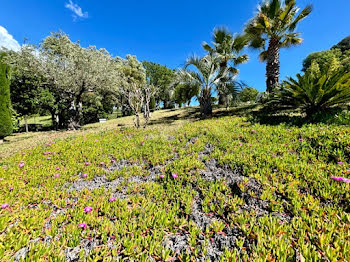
xmin=267 ymin=68 xmax=350 ymax=117
xmin=0 ymin=53 xmax=13 ymax=139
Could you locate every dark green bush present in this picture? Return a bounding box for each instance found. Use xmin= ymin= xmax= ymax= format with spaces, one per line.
xmin=0 ymin=53 xmax=13 ymax=139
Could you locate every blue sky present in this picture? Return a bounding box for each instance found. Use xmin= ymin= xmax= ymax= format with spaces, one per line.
xmin=0 ymin=0 xmax=349 ymax=92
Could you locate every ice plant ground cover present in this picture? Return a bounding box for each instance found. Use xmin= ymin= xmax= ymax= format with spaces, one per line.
xmin=0 ymin=116 xmax=349 ymax=261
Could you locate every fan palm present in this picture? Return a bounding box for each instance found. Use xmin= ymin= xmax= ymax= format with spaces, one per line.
xmin=269 ymin=69 xmax=350 ymax=117
xmin=203 ymin=27 xmax=248 ymax=105
xmin=244 ymin=0 xmax=312 ymax=92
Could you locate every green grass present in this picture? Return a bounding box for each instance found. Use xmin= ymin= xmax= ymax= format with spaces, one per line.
xmin=0 ymin=111 xmax=349 ymax=261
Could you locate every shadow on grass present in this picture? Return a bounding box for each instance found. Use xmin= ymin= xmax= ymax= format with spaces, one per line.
xmin=148 ymin=107 xmax=201 ymax=126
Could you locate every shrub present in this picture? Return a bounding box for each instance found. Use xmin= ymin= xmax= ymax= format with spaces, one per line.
xmin=0 ymin=53 xmax=13 ymax=139
xmin=268 ymin=68 xmax=350 ymax=117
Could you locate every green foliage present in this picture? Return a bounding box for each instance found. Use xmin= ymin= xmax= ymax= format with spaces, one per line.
xmin=142 ymin=61 xmax=175 ymax=108
xmin=0 ymin=53 xmax=13 ymax=139
xmin=332 ymin=35 xmax=350 ymax=53
xmin=239 ymin=87 xmax=260 ymax=102
xmin=269 ymin=68 xmax=350 ymax=117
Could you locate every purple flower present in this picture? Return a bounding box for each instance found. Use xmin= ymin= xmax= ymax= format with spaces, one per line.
xmin=56 ymin=167 xmax=60 ymax=170
xmin=84 ymin=162 xmax=91 ymax=166
xmin=238 ymin=142 xmax=243 ymax=146
xmin=347 ymin=170 xmax=350 ymax=173
xmin=248 ymin=144 xmax=252 ymax=147
xmin=18 ymin=163 xmax=25 ymax=168
xmin=95 ymin=139 xmax=99 ymax=142
xmin=222 ymin=181 xmax=227 ymax=185
xmin=160 ymin=175 xmax=165 ymax=179
xmin=43 ymin=152 xmax=48 ymax=155
xmin=331 ymin=176 xmax=350 ymax=183
xmin=251 ymin=130 xmax=257 ymax=133
xmin=82 ymin=173 xmax=88 ymax=178
xmin=140 ymin=141 xmax=144 ymax=146
xmin=9 ymin=187 xmax=13 ymax=191
xmin=1 ymin=203 xmax=9 ymax=209
xmin=337 ymin=162 xmax=344 ymax=165
xmin=109 ymin=197 xmax=116 ymax=202
xmin=46 ymin=157 xmax=51 ymax=160
xmin=2 ymin=166 xmax=7 ymax=169
xmin=84 ymin=206 xmax=93 ymax=213
xmin=272 ymin=154 xmax=277 ymax=157
xmin=21 ymin=152 xmax=25 ymax=155
xmin=298 ymin=138 xmax=304 ymax=142
xmin=172 ymin=173 xmax=178 ymax=179
xmin=78 ymin=223 xmax=87 ymax=228
xmin=100 ymin=162 xmax=105 ymax=166
xmin=54 ymin=174 xmax=60 ymax=178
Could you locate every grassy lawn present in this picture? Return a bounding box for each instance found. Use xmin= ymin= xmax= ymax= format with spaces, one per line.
xmin=0 ymin=108 xmax=349 ymax=261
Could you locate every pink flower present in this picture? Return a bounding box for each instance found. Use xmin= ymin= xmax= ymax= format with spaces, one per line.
xmin=140 ymin=141 xmax=144 ymax=146
xmin=251 ymin=130 xmax=257 ymax=133
xmin=43 ymin=152 xmax=48 ymax=155
xmin=18 ymin=163 xmax=25 ymax=168
xmin=9 ymin=187 xmax=13 ymax=191
xmin=2 ymin=166 xmax=7 ymax=169
xmin=337 ymin=162 xmax=344 ymax=165
xmin=100 ymin=162 xmax=105 ymax=166
xmin=82 ymin=173 xmax=88 ymax=178
xmin=84 ymin=162 xmax=91 ymax=166
xmin=298 ymin=138 xmax=304 ymax=142
xmin=248 ymin=144 xmax=252 ymax=147
xmin=223 ymin=181 xmax=227 ymax=185
xmin=160 ymin=175 xmax=165 ymax=179
xmin=84 ymin=206 xmax=93 ymax=213
xmin=347 ymin=170 xmax=350 ymax=173
xmin=78 ymin=223 xmax=87 ymax=228
xmin=109 ymin=197 xmax=116 ymax=202
xmin=54 ymin=174 xmax=60 ymax=178
xmin=283 ymin=144 xmax=287 ymax=147
xmin=46 ymin=157 xmax=51 ymax=160
xmin=56 ymin=167 xmax=60 ymax=170
xmin=21 ymin=152 xmax=25 ymax=155
xmin=238 ymin=142 xmax=243 ymax=146
xmin=331 ymin=176 xmax=350 ymax=183
xmin=279 ymin=220 xmax=284 ymax=225
xmin=272 ymin=154 xmax=277 ymax=157
xmin=1 ymin=203 xmax=9 ymax=209
xmin=95 ymin=139 xmax=99 ymax=142
xmin=172 ymin=173 xmax=178 ymax=179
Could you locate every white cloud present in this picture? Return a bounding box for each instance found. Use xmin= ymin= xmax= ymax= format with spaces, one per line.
xmin=65 ymin=0 xmax=88 ymax=20
xmin=0 ymin=26 xmax=20 ymax=52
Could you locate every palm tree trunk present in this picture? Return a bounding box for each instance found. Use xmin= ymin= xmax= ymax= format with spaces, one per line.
xmin=266 ymin=37 xmax=280 ymax=93
xmin=200 ymin=88 xmax=212 ymax=116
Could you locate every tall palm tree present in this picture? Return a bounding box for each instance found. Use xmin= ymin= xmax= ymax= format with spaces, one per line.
xmin=244 ymin=0 xmax=312 ymax=92
xmin=203 ymin=28 xmax=249 ymax=105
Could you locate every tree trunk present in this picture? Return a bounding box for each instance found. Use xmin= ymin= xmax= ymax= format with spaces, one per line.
xmin=266 ymin=37 xmax=280 ymax=93
xmin=199 ymin=88 xmax=212 ymax=116
xmin=218 ymin=93 xmax=227 ymax=106
xmin=163 ymin=100 xmax=168 ymax=109
xmin=134 ymin=113 xmax=140 ymax=128
xmin=24 ymin=117 xmax=29 ymax=133
xmin=68 ymin=84 xmax=85 ymax=130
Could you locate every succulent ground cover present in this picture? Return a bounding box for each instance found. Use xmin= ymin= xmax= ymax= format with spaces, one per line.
xmin=0 ymin=116 xmax=349 ymax=261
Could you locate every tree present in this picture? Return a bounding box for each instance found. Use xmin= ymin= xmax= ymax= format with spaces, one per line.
xmin=239 ymin=87 xmax=260 ymax=102
xmin=245 ymin=0 xmax=312 ymax=92
xmin=0 ymin=52 xmax=13 ymax=141
xmin=203 ymin=27 xmax=248 ymax=106
xmin=173 ymin=79 xmax=200 ymax=107
xmin=142 ymin=61 xmax=175 ymax=108
xmin=268 ymin=66 xmax=350 ymax=117
xmin=41 ymin=32 xmax=120 ymax=130
xmin=177 ymin=54 xmax=228 ymax=116
xmin=332 ymin=36 xmax=350 ymax=53
xmin=6 ymin=44 xmax=50 ymax=132
xmin=302 ymin=49 xmax=342 ymax=73
xmin=119 ymin=55 xmax=147 ymax=128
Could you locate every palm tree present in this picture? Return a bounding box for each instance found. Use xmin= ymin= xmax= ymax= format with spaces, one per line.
xmin=175 ymin=54 xmax=241 ymax=116
xmin=203 ymin=28 xmax=249 ymax=105
xmin=244 ymin=0 xmax=312 ymax=92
